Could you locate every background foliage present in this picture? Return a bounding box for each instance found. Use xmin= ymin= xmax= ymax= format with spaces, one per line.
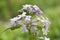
xmin=0 ymin=0 xmax=60 ymax=40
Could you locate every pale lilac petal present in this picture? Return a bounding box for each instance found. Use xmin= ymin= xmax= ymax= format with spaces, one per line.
xmin=33 ymin=5 xmax=43 ymax=15
xmin=10 ymin=17 xmax=20 ymax=26
xmin=25 ymin=16 xmax=31 ymax=21
xmin=20 ymin=25 xmax=28 ymax=32
xmin=31 ymin=25 xmax=37 ymax=31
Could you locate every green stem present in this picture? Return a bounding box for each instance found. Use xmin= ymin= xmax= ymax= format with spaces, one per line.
xmin=28 ymin=27 xmax=37 ymax=40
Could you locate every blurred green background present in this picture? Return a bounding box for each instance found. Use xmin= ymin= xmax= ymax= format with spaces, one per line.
xmin=0 ymin=0 xmax=60 ymax=40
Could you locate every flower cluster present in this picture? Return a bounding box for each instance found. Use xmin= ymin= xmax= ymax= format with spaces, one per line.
xmin=10 ymin=4 xmax=50 ymax=40
xmin=18 ymin=4 xmax=43 ymax=16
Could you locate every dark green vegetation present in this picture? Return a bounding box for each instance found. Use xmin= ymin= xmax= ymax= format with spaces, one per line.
xmin=0 ymin=0 xmax=60 ymax=40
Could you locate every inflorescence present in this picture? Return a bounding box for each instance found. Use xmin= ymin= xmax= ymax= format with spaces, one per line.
xmin=10 ymin=4 xmax=50 ymax=40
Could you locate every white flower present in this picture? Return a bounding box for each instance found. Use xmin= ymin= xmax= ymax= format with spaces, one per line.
xmin=21 ymin=12 xmax=26 ymax=17
xmin=31 ymin=25 xmax=37 ymax=31
xmin=10 ymin=17 xmax=20 ymax=26
xmin=23 ymin=4 xmax=33 ymax=13
xmin=33 ymin=5 xmax=43 ymax=15
xmin=20 ymin=25 xmax=28 ymax=32
xmin=18 ymin=4 xmax=43 ymax=15
xmin=44 ymin=37 xmax=50 ymax=40
xmin=39 ymin=16 xmax=50 ymax=35
xmin=18 ymin=12 xmax=26 ymax=18
xmin=23 ymin=4 xmax=32 ymax=10
xmin=41 ymin=16 xmax=50 ymax=25
xmin=10 ymin=19 xmax=16 ymax=26
xmin=36 ymin=17 xmax=49 ymax=33
xmin=42 ymin=28 xmax=48 ymax=35
xmin=18 ymin=15 xmax=22 ymax=19
xmin=38 ymin=37 xmax=50 ymax=40
xmin=11 ymin=17 xmax=19 ymax=20
xmin=41 ymin=17 xmax=50 ymax=29
xmin=33 ymin=5 xmax=40 ymax=11
xmin=38 ymin=37 xmax=43 ymax=39
xmin=25 ymin=16 xmax=31 ymax=21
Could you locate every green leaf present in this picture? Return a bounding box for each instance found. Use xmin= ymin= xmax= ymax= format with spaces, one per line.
xmin=10 ymin=25 xmax=21 ymax=30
